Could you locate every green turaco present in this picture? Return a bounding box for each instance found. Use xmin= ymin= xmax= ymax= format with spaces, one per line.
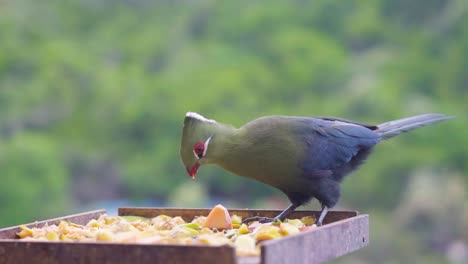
xmin=180 ymin=112 xmax=452 ymax=225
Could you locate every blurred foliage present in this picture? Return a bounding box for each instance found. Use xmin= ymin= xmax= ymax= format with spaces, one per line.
xmin=0 ymin=0 xmax=467 ymax=263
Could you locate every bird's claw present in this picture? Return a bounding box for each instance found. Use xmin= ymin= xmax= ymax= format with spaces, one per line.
xmin=242 ymin=216 xmax=276 ymax=224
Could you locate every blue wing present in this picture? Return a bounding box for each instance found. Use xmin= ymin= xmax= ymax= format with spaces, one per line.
xmin=296 ymin=118 xmax=381 ymax=177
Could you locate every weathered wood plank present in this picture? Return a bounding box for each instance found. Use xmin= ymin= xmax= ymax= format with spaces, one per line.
xmin=261 ymin=215 xmax=369 ymax=264
xmin=237 ymin=256 xmax=261 ymax=264
xmin=0 ymin=242 xmax=236 ymax=264
xmin=0 ymin=210 xmax=106 ymax=239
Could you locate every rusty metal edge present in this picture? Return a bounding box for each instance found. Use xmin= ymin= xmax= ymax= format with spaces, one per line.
xmin=260 ymin=214 xmax=369 ymax=264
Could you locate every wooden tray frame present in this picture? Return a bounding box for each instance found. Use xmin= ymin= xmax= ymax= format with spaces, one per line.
xmin=0 ymin=208 xmax=369 ymax=264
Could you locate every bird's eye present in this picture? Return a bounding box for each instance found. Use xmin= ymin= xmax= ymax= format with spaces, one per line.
xmin=193 ymin=142 xmax=205 ymax=158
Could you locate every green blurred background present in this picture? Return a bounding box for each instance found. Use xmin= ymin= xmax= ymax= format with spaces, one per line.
xmin=1 ymin=0 xmax=467 ymax=263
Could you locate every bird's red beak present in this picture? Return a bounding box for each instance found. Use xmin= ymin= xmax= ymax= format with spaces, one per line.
xmin=186 ymin=163 xmax=200 ymax=179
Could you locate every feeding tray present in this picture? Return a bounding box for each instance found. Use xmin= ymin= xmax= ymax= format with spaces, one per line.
xmin=0 ymin=208 xmax=369 ymax=264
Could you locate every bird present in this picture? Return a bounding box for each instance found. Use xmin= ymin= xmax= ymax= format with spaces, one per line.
xmin=179 ymin=112 xmax=453 ymax=226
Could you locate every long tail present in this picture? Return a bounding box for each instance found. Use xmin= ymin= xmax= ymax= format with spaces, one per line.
xmin=376 ymin=113 xmax=454 ymax=140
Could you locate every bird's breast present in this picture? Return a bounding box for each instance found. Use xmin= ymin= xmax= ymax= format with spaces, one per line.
xmin=215 ymin=128 xmax=306 ymax=190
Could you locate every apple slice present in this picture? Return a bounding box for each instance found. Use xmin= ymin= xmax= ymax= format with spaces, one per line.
xmin=203 ymin=204 xmax=233 ymax=230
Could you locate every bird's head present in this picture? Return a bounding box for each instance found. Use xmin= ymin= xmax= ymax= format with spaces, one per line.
xmin=180 ymin=112 xmax=217 ymax=179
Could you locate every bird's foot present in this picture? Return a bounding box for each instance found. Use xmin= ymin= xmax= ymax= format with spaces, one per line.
xmin=242 ymin=216 xmax=277 ymax=224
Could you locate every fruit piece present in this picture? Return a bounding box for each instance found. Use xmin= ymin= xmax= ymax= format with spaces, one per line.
xmin=104 ymin=216 xmax=120 ymax=225
xmin=300 ymin=224 xmax=317 ymax=232
xmin=224 ymin=229 xmax=238 ymax=239
xmin=247 ymin=221 xmax=262 ymax=231
xmin=300 ymin=216 xmax=316 ymax=225
xmin=191 ymin=216 xmax=207 ymax=225
xmin=59 ymin=234 xmax=73 ymax=241
xmin=152 ymin=215 xmax=186 ymax=230
xmin=96 ymin=230 xmax=114 ymax=241
xmin=16 ymin=225 xmax=34 ymax=238
xmin=285 ymin=219 xmax=305 ymax=229
xmin=181 ymin=226 xmax=200 ymax=237
xmin=235 ymin=235 xmax=258 ymax=256
xmin=231 ymin=215 xmax=242 ymax=229
xmin=67 ymin=222 xmax=82 ymax=228
xmin=114 ymin=231 xmax=137 ymax=243
xmin=199 ymin=227 xmax=214 ymax=235
xmin=279 ymin=223 xmax=300 ymax=236
xmin=254 ymin=225 xmax=282 ymax=241
xmin=231 ymin=215 xmax=242 ymax=225
xmin=197 ymin=233 xmax=232 ymax=246
xmin=203 ymin=204 xmax=233 ymax=230
xmin=168 ymin=224 xmax=199 ymax=239
xmin=46 ymin=232 xmax=59 ymax=241
xmin=87 ymin=219 xmax=100 ymax=228
xmin=172 ymin=217 xmax=186 ymax=225
xmin=182 ymin=222 xmax=201 ymax=230
xmin=121 ymin=216 xmax=149 ymax=222
xmin=238 ymin=224 xmax=250 ymax=235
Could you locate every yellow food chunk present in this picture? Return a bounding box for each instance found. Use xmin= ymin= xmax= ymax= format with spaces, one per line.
xmin=231 ymin=215 xmax=242 ymax=225
xmin=199 ymin=227 xmax=214 ymax=235
xmin=87 ymin=219 xmax=100 ymax=228
xmin=59 ymin=234 xmax=74 ymax=242
xmin=231 ymin=215 xmax=242 ymax=229
xmin=285 ymin=219 xmax=305 ymax=229
xmin=279 ymin=223 xmax=300 ymax=236
xmin=46 ymin=232 xmax=59 ymax=241
xmin=104 ymin=216 xmax=121 ymax=225
xmin=170 ymin=225 xmax=199 ymax=238
xmin=254 ymin=224 xmax=282 ymax=241
xmin=235 ymin=235 xmax=258 ymax=256
xmin=96 ymin=230 xmax=114 ymax=241
xmin=58 ymin=221 xmax=71 ymax=235
xmin=182 ymin=222 xmax=201 ymax=230
xmin=300 ymin=216 xmax=316 ymax=225
xmin=238 ymin=224 xmax=250 ymax=235
xmin=16 ymin=225 xmax=34 ymax=238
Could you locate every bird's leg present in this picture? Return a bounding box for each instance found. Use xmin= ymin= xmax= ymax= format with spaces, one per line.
xmin=316 ymin=205 xmax=329 ymax=226
xmin=242 ymin=204 xmax=299 ymax=224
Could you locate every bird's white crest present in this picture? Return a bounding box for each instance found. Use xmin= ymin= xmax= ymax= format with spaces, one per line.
xmin=186 ymin=112 xmax=217 ymax=123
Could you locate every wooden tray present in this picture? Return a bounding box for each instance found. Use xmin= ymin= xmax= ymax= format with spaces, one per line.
xmin=0 ymin=208 xmax=369 ymax=264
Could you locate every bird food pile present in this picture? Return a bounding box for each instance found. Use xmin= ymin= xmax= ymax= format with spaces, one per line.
xmin=16 ymin=205 xmax=317 ymax=256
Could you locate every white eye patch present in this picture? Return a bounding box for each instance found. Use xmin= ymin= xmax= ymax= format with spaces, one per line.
xmin=203 ymin=136 xmax=212 ymax=157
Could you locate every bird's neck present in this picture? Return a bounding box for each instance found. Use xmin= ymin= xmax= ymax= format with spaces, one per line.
xmin=205 ymin=124 xmax=246 ymax=168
